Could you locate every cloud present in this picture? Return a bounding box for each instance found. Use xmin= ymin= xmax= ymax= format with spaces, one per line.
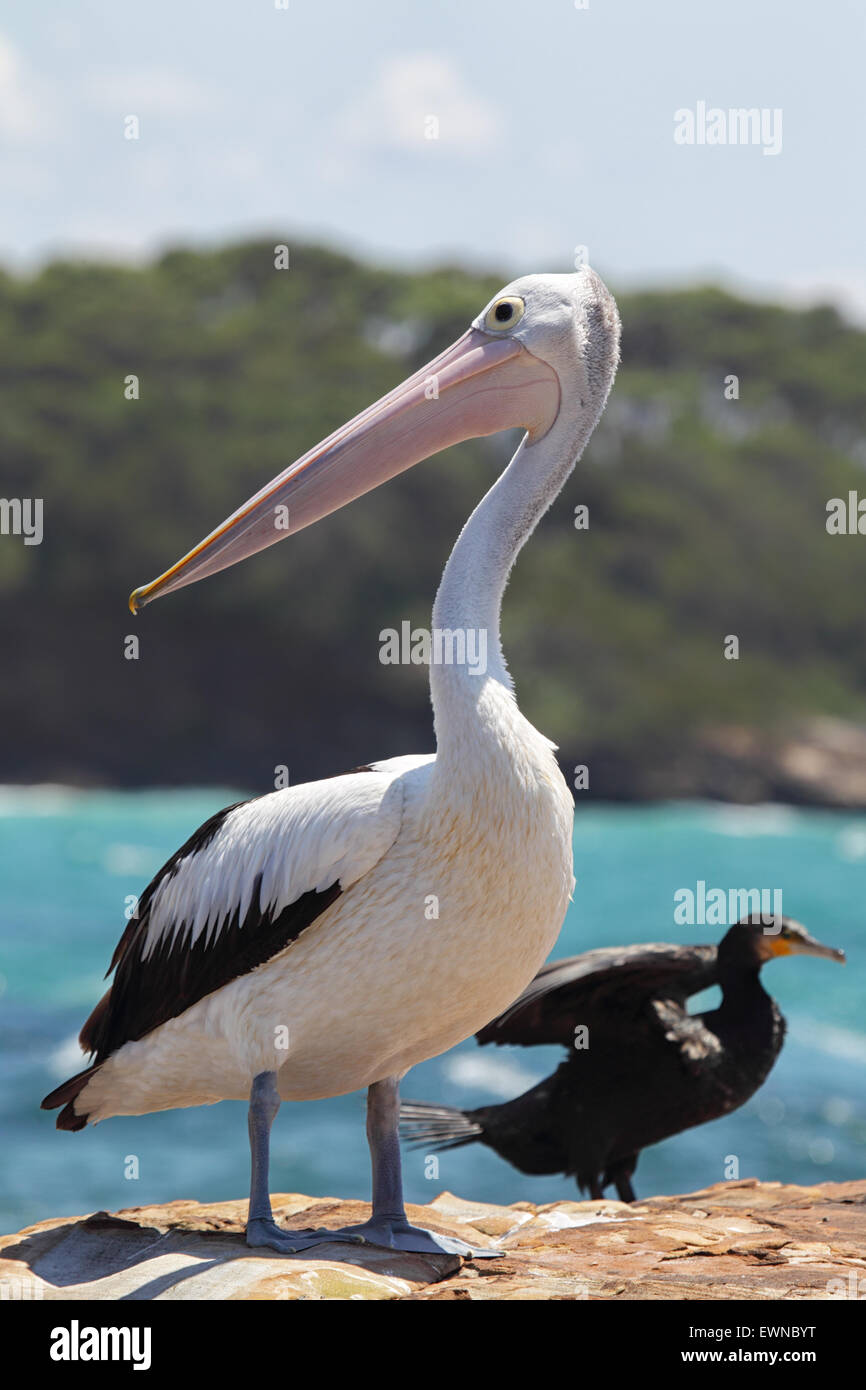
xmin=771 ymin=270 xmax=866 ymax=328
xmin=85 ymin=66 xmax=218 ymax=119
xmin=337 ymin=54 xmax=501 ymax=156
xmin=0 ymin=33 xmax=54 ymax=143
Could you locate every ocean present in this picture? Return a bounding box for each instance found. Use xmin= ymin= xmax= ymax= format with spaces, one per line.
xmin=1 ymin=788 xmax=863 ymax=1235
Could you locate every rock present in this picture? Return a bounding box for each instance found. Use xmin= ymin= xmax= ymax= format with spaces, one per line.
xmin=694 ymin=717 xmax=866 ymax=807
xmin=1 ymin=1180 xmax=864 ymax=1301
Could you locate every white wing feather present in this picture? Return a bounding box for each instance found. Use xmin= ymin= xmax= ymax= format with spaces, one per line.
xmin=140 ymin=754 xmax=434 ymax=960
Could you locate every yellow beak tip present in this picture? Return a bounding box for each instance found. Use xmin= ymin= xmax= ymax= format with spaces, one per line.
xmin=128 ymin=587 xmax=145 ymax=615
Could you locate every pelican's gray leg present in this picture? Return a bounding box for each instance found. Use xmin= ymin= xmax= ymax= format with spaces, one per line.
xmin=246 ymin=1071 xmax=309 ymax=1250
xmin=248 ymin=1075 xmax=500 ymax=1258
xmin=334 ymin=1075 xmax=501 ymax=1256
xmin=245 ymin=1070 xmax=354 ymax=1252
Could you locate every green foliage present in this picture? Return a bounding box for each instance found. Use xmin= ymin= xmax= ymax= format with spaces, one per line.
xmin=2 ymin=240 xmax=865 ymax=792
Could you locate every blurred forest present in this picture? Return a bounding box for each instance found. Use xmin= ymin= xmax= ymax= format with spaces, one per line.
xmin=2 ymin=239 xmax=866 ymax=799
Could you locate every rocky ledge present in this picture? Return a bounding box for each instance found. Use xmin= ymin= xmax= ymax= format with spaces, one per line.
xmin=1 ymin=1179 xmax=864 ymax=1301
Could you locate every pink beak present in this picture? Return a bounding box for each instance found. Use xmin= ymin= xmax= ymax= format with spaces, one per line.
xmin=129 ymin=328 xmax=560 ymax=611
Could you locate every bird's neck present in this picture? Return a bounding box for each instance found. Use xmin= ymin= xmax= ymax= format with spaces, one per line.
xmin=717 ymin=960 xmax=771 ymax=1017
xmin=429 ymin=412 xmax=585 ymax=775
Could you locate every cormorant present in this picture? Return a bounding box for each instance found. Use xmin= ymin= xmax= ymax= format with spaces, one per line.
xmin=401 ymin=914 xmax=844 ymax=1201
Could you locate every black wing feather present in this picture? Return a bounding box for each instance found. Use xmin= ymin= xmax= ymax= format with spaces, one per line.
xmin=79 ymin=798 xmax=342 ymax=1062
xmin=477 ymin=943 xmax=719 ymax=1048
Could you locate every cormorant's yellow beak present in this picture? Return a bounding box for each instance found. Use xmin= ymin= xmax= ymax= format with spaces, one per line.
xmin=766 ymin=933 xmax=845 ymax=963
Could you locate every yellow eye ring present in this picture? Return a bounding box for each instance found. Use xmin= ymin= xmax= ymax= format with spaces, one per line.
xmin=484 ymin=296 xmax=525 ymax=332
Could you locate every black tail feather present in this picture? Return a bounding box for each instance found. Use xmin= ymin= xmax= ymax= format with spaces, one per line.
xmin=41 ymin=1063 xmax=100 ymax=1132
xmin=399 ymin=1099 xmax=484 ymax=1152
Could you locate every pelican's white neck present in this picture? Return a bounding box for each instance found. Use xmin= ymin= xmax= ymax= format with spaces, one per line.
xmin=429 ymin=403 xmax=595 ymax=765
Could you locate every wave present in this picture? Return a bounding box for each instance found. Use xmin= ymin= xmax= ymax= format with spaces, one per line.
xmin=696 ymin=803 xmax=803 ymax=837
xmin=0 ymin=784 xmax=248 ymax=818
xmin=442 ymin=1050 xmax=542 ymax=1099
xmin=796 ymin=1018 xmax=866 ymax=1066
xmin=0 ymin=784 xmax=89 ymax=817
xmin=46 ymin=1033 xmax=88 ymax=1079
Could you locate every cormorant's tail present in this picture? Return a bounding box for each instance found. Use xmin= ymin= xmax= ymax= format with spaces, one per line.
xmin=399 ymin=1100 xmax=484 ymax=1152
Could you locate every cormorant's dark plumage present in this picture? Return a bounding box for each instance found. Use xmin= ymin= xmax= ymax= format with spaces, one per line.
xmin=401 ymin=914 xmax=844 ymax=1200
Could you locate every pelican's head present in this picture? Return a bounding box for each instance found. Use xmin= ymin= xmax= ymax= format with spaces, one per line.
xmin=130 ymin=266 xmax=620 ymax=612
xmin=471 ymin=269 xmax=620 ymax=445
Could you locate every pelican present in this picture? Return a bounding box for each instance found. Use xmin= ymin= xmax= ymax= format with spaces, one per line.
xmin=43 ymin=269 xmax=621 ymax=1256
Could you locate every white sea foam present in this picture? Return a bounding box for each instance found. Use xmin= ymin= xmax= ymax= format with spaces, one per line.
xmin=0 ymin=784 xmax=87 ymax=817
xmin=46 ymin=1034 xmax=88 ymax=1079
xmin=697 ymin=803 xmax=801 ymax=837
xmin=443 ymin=1051 xmax=541 ymax=1098
xmin=102 ymin=843 xmax=159 ymax=875
xmin=835 ymin=824 xmax=866 ymax=861
xmin=798 ymin=1019 xmax=866 ymax=1066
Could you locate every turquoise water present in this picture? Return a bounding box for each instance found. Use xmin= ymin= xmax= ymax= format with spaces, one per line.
xmin=1 ymin=788 xmax=864 ymax=1235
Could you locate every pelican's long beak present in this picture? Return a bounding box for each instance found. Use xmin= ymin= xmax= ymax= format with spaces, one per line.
xmin=129 ymin=329 xmax=560 ymax=612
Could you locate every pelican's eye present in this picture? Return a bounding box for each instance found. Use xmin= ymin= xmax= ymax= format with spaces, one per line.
xmin=484 ymin=296 xmax=525 ymax=332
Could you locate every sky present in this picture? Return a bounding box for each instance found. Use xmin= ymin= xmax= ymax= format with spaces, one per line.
xmin=1 ymin=0 xmax=864 ymax=315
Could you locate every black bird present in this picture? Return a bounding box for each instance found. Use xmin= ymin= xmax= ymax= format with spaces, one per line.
xmin=401 ymin=915 xmax=844 ymax=1201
